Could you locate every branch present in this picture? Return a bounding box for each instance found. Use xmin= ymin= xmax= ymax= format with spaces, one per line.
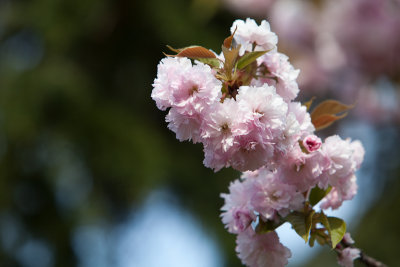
xmin=339 ymin=238 xmax=387 ymax=267
xmin=358 ymin=251 xmax=387 ymax=267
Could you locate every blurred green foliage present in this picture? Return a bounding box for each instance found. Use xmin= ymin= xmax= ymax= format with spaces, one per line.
xmin=0 ymin=0 xmax=244 ymax=266
xmin=0 ymin=0 xmax=399 ymax=267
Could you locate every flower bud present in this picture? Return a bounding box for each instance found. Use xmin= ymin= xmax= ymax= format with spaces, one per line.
xmin=302 ymin=135 xmax=322 ymax=153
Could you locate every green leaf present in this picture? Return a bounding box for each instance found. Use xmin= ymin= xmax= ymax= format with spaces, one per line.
xmin=327 ymin=217 xmax=346 ymax=248
xmin=195 ymin=58 xmax=221 ymax=68
xmin=317 ymin=213 xmax=346 ymax=248
xmin=286 ymin=210 xmax=315 ymax=243
xmin=309 ymin=186 xmax=332 ymax=206
xmin=317 ymin=211 xmax=331 ymax=235
xmin=315 ymin=234 xmax=327 ymax=246
xmin=255 ymin=219 xmax=283 ymax=234
xmin=237 ymin=51 xmax=268 ymax=69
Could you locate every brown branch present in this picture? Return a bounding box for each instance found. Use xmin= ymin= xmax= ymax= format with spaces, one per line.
xmin=358 ymin=251 xmax=387 ymax=267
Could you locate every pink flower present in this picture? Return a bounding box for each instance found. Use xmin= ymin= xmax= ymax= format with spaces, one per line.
xmin=320 ymin=175 xmax=357 ymax=210
xmin=237 ymin=85 xmax=288 ymax=138
xmin=350 ymin=140 xmax=365 ymax=169
xmin=170 ymin=62 xmax=221 ymax=113
xmin=288 ymin=102 xmax=315 ymax=138
xmin=274 ymin=112 xmax=300 ymax=155
xmin=236 ymin=228 xmax=291 ymax=267
xmin=166 ymin=108 xmax=203 ymax=143
xmin=337 ymin=247 xmax=360 ymax=267
xmin=254 ymin=52 xmax=300 ymax=103
xmin=342 ymin=233 xmax=355 ymax=245
xmin=152 ymin=57 xmax=193 ymax=110
xmin=303 ymin=135 xmax=322 ymax=152
xmin=232 ymin=85 xmax=290 ymax=171
xmin=153 ymin=57 xmax=222 ymax=113
xmin=231 ymin=19 xmax=278 ymax=56
xmin=201 ymin=99 xmax=244 ymax=152
xmin=221 ymin=179 xmax=254 ymax=234
xmin=152 ymin=57 xmax=222 ymax=143
xmin=248 ymin=168 xmax=304 ymax=220
xmin=202 ymin=85 xmax=294 ymax=172
xmin=229 ymin=133 xmax=275 ymax=172
xmin=222 ymin=167 xmax=304 ymax=234
xmin=203 ymin=143 xmax=233 ymax=172
xmin=320 ymin=136 xmax=365 ymax=209
xmin=279 ymin=143 xmax=330 ymax=192
xmin=322 ymin=136 xmax=355 ymax=182
xmin=201 ymin=99 xmax=250 ymax=171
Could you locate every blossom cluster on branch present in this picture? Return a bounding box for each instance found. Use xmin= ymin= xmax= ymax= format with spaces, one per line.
xmin=151 ymin=18 xmax=374 ymax=267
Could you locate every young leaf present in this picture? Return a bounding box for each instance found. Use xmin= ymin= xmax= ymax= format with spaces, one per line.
xmin=222 ymin=45 xmax=240 ymax=80
xmin=286 ymin=211 xmax=314 ymax=243
xmin=309 ymin=186 xmax=332 ymax=206
xmin=327 ymin=217 xmax=346 ymax=248
xmin=303 ymin=96 xmax=316 ymax=111
xmin=310 ymin=100 xmax=355 ymax=131
xmin=311 ymin=100 xmax=355 ymax=120
xmin=176 ymin=46 xmax=217 ymax=59
xmin=223 ymin=26 xmax=237 ymax=49
xmin=237 ymin=51 xmax=268 ymax=69
xmin=166 ymin=45 xmax=184 ymax=54
xmin=317 ymin=213 xmax=346 ymax=248
xmin=312 ymin=113 xmax=348 ymax=131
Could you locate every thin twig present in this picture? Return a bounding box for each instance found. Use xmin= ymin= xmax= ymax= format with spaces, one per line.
xmin=339 ymin=239 xmax=387 ymax=267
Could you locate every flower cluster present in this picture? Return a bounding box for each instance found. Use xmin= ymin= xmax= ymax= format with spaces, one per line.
xmin=152 ymin=19 xmax=365 ymax=267
xmin=221 ymin=133 xmax=364 ymax=266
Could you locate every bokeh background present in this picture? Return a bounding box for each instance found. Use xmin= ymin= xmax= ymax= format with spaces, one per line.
xmin=0 ymin=0 xmax=399 ymax=266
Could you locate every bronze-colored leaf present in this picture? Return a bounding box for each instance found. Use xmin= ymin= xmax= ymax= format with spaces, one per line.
xmin=162 ymin=52 xmax=175 ymax=57
xmin=313 ymin=113 xmax=348 ymax=131
xmin=223 ymin=26 xmax=237 ymax=49
xmin=176 ymin=46 xmax=216 ymax=59
xmin=311 ymin=100 xmax=354 ymax=131
xmin=166 ymin=45 xmax=184 ymax=54
xmin=311 ymin=100 xmax=354 ymax=122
